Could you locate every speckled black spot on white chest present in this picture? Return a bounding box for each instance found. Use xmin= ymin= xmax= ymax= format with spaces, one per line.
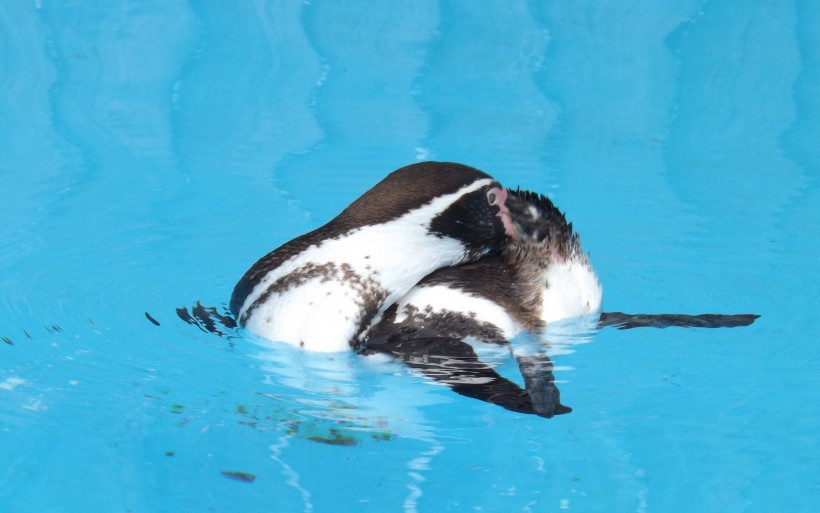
xmin=229 ymin=161 xmax=512 ymax=352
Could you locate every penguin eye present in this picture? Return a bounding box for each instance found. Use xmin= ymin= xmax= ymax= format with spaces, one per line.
xmin=487 ymin=191 xmax=497 ymax=205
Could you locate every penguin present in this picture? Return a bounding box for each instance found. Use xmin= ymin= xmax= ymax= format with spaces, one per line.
xmin=177 ymin=163 xmax=759 ymax=418
xmin=229 ymin=161 xmax=528 ymax=353
xmin=362 ymin=189 xmax=600 ymax=418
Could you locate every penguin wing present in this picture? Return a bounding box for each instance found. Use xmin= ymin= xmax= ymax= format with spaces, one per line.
xmin=598 ymin=312 xmax=760 ymax=330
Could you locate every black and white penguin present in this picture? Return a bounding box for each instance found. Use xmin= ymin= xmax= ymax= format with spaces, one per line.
xmin=363 ymin=189 xmax=602 ymax=418
xmin=230 ymin=162 xmax=526 ymax=352
xmin=176 ymin=176 xmax=758 ymax=418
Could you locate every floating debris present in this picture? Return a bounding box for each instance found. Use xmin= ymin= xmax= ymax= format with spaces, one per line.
xmin=306 ymin=428 xmax=359 ymax=447
xmin=144 ymin=312 xmax=161 ymax=326
xmin=221 ymin=470 xmax=256 ymax=483
xmin=45 ymin=324 xmax=63 ymax=333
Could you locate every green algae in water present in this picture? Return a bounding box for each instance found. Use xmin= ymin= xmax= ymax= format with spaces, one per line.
xmin=305 ymin=428 xmax=359 ymax=447
xmin=221 ymin=470 xmax=256 ymax=483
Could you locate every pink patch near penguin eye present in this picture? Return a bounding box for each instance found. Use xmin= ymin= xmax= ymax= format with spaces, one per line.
xmin=488 ymin=186 xmax=507 ymax=207
xmin=488 ymin=187 xmax=519 ymax=241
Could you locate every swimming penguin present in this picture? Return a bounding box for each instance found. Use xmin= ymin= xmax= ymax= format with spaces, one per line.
xmin=175 ymin=163 xmax=759 ymax=418
xmin=363 ymin=189 xmax=600 ymax=417
xmin=229 ymin=161 xmax=527 ymax=352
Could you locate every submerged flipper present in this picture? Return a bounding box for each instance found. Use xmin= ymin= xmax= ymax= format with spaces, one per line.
xmin=599 ymin=312 xmax=760 ymax=330
xmin=367 ymin=337 xmax=571 ymax=418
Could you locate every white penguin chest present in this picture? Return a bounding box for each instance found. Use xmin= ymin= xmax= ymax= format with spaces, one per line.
xmin=538 ymin=259 xmax=603 ymax=323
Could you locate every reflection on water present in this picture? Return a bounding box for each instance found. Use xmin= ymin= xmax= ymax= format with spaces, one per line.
xmin=244 ymin=327 xmax=592 ymax=513
xmin=248 ymin=338 xmax=450 ymax=444
xmin=176 ymin=300 xmax=603 ymax=425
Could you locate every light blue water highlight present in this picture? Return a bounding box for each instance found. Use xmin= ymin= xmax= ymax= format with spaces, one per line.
xmin=1 ymin=1 xmax=818 ymax=512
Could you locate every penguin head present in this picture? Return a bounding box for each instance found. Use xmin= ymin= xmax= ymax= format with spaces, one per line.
xmin=503 ymin=189 xmax=583 ymax=263
xmin=337 ymin=161 xmax=521 ymax=258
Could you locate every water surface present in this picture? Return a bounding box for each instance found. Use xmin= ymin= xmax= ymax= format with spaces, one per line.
xmin=1 ymin=1 xmax=818 ymax=512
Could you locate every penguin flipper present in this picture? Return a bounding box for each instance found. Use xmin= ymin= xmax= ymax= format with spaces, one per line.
xmin=599 ymin=312 xmax=760 ymax=330
xmin=373 ymin=337 xmax=568 ymax=418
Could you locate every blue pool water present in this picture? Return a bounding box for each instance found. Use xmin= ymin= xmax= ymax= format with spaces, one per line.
xmin=1 ymin=1 xmax=819 ymax=512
